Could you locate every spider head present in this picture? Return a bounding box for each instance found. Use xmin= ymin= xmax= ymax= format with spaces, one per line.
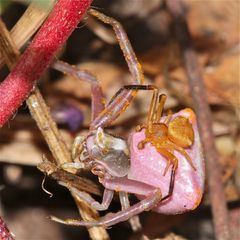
xmin=83 ymin=127 xmax=130 ymax=179
xmin=144 ymin=123 xmax=168 ymax=144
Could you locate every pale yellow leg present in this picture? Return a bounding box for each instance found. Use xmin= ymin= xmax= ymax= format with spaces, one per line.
xmin=164 ymin=109 xmax=173 ymax=125
xmin=147 ymin=88 xmax=159 ymax=133
xmin=71 ymin=135 xmax=86 ymax=160
xmin=161 ymin=141 xmax=196 ymax=171
xmin=155 ymin=94 xmax=167 ymax=123
xmin=173 ymin=144 xmax=196 ymax=171
xmin=155 ymin=146 xmax=178 ymax=176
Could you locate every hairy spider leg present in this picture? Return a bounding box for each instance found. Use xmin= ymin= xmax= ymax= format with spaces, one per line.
xmin=52 ymin=60 xmax=105 ymax=121
xmin=88 ymin=9 xmax=144 ymax=130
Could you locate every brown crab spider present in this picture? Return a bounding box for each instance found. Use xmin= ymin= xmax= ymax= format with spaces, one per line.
xmin=48 ymin=9 xmax=204 ymax=228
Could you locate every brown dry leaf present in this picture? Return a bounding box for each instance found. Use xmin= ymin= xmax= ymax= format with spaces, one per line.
xmin=229 ymin=207 xmax=240 ymax=240
xmin=184 ymin=0 xmax=240 ymax=49
xmin=142 ymin=233 xmax=187 ymax=240
xmin=110 ymin=0 xmax=163 ymax=18
xmin=143 ymin=213 xmax=186 ymax=239
xmin=140 ymin=43 xmax=180 ymax=76
xmin=6 ymin=208 xmax=63 ymax=240
xmin=204 ymin=54 xmax=239 ymax=108
xmin=168 ymin=53 xmax=239 ymax=107
xmin=52 ymin=60 xmax=178 ymax=127
xmin=0 ymin=116 xmax=73 ymax=166
xmin=159 ymin=233 xmax=187 ymax=240
xmin=224 ymin=179 xmax=239 ymax=202
xmin=216 ymin=136 xmax=236 ymax=158
xmin=234 ymin=136 xmax=240 ymax=195
xmin=53 ymin=61 xmax=124 ymax=100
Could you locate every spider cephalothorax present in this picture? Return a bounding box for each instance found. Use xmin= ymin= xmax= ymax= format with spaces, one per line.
xmin=70 ymin=127 xmax=130 ymax=179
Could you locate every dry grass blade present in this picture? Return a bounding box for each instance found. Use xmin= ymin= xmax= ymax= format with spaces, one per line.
xmin=0 ymin=4 xmax=109 ymax=240
xmin=27 ymin=89 xmax=72 ymax=165
xmin=38 ymin=158 xmax=101 ymax=196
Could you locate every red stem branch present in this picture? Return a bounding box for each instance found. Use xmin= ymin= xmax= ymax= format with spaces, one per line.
xmin=0 ymin=216 xmax=14 ymax=240
xmin=0 ymin=0 xmax=93 ymax=127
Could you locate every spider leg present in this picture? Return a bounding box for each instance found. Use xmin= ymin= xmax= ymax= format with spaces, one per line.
xmin=164 ymin=109 xmax=173 ymax=125
xmin=155 ymin=94 xmax=167 ymax=123
xmin=51 ymin=60 xmax=105 ymax=121
xmin=89 ymin=9 xmax=144 ymax=85
xmin=106 ymin=84 xmax=159 ymax=132
xmin=86 ymin=14 xmax=116 ymax=44
xmin=119 ymin=192 xmax=142 ymax=232
xmin=168 ymin=143 xmax=196 ymax=171
xmin=161 ymin=165 xmax=176 ymax=201
xmin=71 ymin=134 xmax=87 ymax=160
xmin=59 ymin=182 xmax=114 ymax=211
xmin=50 ymin=189 xmax=162 ymax=227
xmin=155 ymin=146 xmax=178 ymax=176
xmin=88 ymin=9 xmax=145 ymax=129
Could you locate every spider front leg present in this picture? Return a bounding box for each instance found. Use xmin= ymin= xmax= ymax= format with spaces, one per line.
xmin=88 ymin=9 xmax=145 ymax=130
xmin=60 ymin=134 xmax=88 ymax=173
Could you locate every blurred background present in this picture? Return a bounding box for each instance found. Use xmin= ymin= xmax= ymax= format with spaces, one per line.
xmin=0 ymin=0 xmax=239 ymax=239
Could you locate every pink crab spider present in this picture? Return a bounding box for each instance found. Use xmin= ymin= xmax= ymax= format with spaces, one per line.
xmin=49 ymin=9 xmax=205 ymax=228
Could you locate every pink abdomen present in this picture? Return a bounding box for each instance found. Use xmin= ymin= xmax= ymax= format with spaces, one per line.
xmin=128 ymin=109 xmax=205 ymax=214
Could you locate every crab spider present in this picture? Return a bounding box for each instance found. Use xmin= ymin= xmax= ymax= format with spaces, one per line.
xmin=47 ymin=9 xmax=205 ymax=228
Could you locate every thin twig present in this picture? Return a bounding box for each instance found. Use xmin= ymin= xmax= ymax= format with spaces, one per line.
xmin=0 ymin=8 xmax=109 ymax=240
xmin=27 ymin=90 xmax=72 ymax=165
xmin=166 ymin=1 xmax=232 ymax=239
xmin=38 ymin=157 xmax=101 ymax=196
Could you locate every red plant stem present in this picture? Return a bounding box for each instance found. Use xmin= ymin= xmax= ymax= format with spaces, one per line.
xmin=166 ymin=0 xmax=231 ymax=240
xmin=0 ymin=216 xmax=14 ymax=240
xmin=0 ymin=0 xmax=93 ymax=127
